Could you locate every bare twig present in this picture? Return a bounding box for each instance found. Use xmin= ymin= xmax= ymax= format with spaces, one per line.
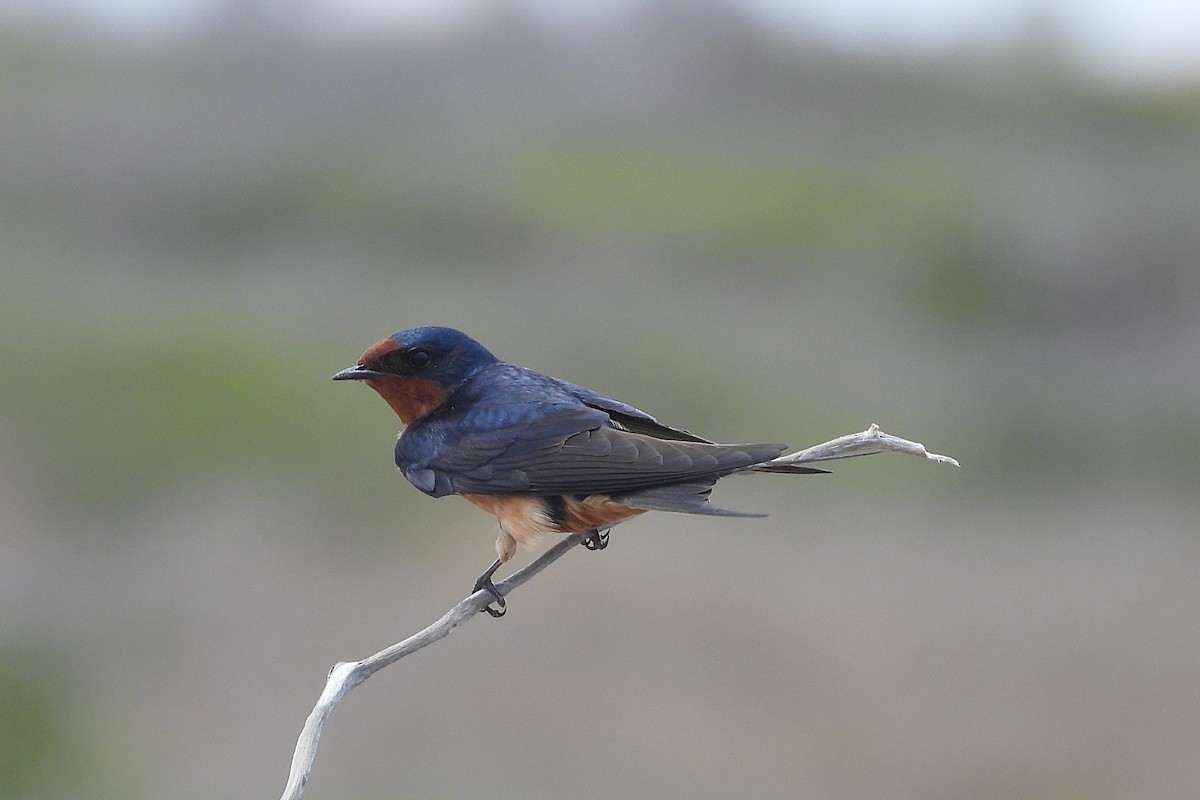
xmin=278 ymin=426 xmax=955 ymax=799
xmin=765 ymin=423 xmax=960 ymax=468
xmin=278 ymin=532 xmax=585 ymax=800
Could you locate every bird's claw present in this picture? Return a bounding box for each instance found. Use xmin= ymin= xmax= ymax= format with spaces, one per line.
xmin=482 ymin=595 xmax=506 ymax=618
xmin=582 ymin=529 xmax=610 ymax=551
xmin=472 ymin=576 xmax=507 ymax=617
xmin=472 ymin=559 xmax=507 ymax=617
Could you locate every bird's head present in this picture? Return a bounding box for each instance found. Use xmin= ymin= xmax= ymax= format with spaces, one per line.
xmin=332 ymin=326 xmax=498 ymax=424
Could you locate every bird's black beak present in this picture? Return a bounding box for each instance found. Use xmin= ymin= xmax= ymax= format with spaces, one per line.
xmin=332 ymin=364 xmax=384 ymax=381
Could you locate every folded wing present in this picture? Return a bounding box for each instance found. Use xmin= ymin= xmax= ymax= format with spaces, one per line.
xmin=403 ymin=405 xmax=786 ymax=501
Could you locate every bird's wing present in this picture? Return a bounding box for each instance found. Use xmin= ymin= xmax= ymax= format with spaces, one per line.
xmin=560 ymin=381 xmax=714 ymax=443
xmin=400 ymin=405 xmax=785 ymax=498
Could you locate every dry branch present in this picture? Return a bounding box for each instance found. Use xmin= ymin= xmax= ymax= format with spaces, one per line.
xmin=278 ymin=425 xmax=956 ymax=799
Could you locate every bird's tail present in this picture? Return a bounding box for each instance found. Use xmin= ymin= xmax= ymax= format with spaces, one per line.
xmin=750 ymin=462 xmax=830 ymax=475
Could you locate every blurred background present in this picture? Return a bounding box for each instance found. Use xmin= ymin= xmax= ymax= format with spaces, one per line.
xmin=1 ymin=0 xmax=1198 ymax=798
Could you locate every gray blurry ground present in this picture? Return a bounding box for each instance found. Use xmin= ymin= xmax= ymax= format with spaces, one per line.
xmin=1 ymin=7 xmax=1198 ymax=799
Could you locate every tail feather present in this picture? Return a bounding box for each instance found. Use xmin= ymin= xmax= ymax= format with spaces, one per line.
xmin=613 ymin=452 xmax=828 ymax=517
xmin=615 ymin=480 xmax=766 ymax=517
xmin=751 ymin=462 xmax=830 ymax=475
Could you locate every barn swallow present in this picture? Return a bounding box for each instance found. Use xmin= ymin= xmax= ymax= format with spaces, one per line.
xmin=333 ymin=326 xmax=825 ymax=617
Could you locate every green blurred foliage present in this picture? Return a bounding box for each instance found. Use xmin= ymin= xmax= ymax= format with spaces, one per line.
xmin=3 ymin=305 xmax=359 ymax=518
xmin=0 ymin=645 xmax=92 ymax=799
xmin=511 ymin=140 xmax=953 ymax=256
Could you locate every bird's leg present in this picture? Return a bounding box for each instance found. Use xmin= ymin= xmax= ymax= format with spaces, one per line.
xmin=472 ymin=558 xmax=507 ymax=618
xmin=582 ymin=528 xmax=610 ymax=551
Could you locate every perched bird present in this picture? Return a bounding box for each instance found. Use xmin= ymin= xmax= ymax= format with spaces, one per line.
xmin=333 ymin=326 xmax=825 ymax=616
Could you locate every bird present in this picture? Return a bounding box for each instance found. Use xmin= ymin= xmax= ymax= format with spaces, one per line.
xmin=333 ymin=326 xmax=826 ymax=617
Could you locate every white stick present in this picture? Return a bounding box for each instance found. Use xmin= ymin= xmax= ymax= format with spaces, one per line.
xmin=278 ymin=425 xmax=956 ymax=798
xmin=278 ymin=533 xmax=585 ymax=800
xmin=764 ymin=423 xmax=960 ymax=467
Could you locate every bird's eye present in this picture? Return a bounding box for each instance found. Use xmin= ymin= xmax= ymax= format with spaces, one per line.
xmin=406 ymin=348 xmax=433 ymax=369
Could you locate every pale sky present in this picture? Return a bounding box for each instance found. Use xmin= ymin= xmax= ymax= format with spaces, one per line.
xmin=3 ymin=0 xmax=1198 ymax=84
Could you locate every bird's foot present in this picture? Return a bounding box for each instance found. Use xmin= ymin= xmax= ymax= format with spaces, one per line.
xmin=472 ymin=559 xmax=507 ymax=618
xmin=582 ymin=529 xmax=610 ymax=551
